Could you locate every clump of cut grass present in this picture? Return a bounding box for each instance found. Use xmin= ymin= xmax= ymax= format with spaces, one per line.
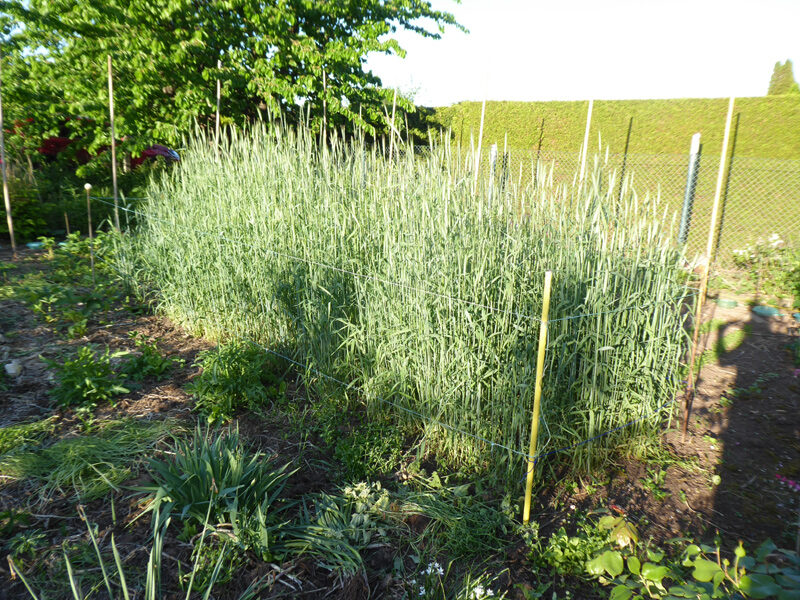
xmin=0 ymin=417 xmax=57 ymax=456
xmin=117 ymin=121 xmax=692 ymax=475
xmin=0 ymin=419 xmax=173 ymax=502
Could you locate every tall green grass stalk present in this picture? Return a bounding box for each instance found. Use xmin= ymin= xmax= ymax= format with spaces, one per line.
xmin=116 ymin=121 xmax=692 ymax=475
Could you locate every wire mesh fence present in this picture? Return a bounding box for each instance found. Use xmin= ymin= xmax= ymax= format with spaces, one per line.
xmin=461 ymin=145 xmax=800 ymax=265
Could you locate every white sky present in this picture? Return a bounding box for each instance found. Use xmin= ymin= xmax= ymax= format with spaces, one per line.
xmin=366 ymin=0 xmax=800 ymax=106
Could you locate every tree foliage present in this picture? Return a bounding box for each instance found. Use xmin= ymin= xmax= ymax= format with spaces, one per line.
xmin=1 ymin=0 xmax=462 ymax=155
xmin=767 ymin=59 xmax=800 ymax=96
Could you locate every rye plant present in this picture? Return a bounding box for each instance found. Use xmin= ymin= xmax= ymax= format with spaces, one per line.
xmin=116 ymin=120 xmax=692 ymax=475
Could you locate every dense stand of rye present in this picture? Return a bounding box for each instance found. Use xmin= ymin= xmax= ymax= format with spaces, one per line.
xmin=115 ymin=123 xmax=693 ymax=475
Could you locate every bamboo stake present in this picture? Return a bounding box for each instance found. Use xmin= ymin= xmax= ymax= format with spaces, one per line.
xmin=322 ymin=69 xmax=327 ymax=148
xmin=578 ymin=99 xmax=594 ymax=183
xmin=107 ymin=55 xmax=120 ymax=231
xmin=215 ymin=59 xmax=221 ymax=157
xmin=473 ymin=96 xmax=487 ymax=194
xmin=523 ymin=269 xmax=553 ymax=524
xmin=388 ymin=88 xmax=397 ymax=161
xmin=64 ymin=212 xmax=70 ymax=236
xmin=84 ymin=183 xmax=95 ymax=284
xmin=0 ymin=50 xmax=15 ymax=257
xmin=682 ymin=97 xmax=735 ymax=439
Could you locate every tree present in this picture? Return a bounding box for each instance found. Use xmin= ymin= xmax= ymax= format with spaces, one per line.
xmin=0 ymin=0 xmax=462 ymax=156
xmin=767 ymin=59 xmax=800 ymax=95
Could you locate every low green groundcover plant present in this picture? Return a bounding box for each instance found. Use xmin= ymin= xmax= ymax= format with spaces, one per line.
xmin=44 ymin=345 xmax=129 ymax=408
xmin=585 ymin=515 xmax=800 ymax=599
xmin=187 ymin=341 xmax=287 ymax=424
xmin=122 ymin=332 xmax=184 ymax=381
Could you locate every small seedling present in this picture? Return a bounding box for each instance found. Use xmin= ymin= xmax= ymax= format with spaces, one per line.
xmin=122 ymin=332 xmax=183 ymax=381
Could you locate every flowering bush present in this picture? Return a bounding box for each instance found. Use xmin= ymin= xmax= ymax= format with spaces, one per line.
xmin=732 ymin=234 xmax=800 ymax=305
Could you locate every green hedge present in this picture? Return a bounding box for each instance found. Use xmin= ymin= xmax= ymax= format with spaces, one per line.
xmin=428 ymin=96 xmax=800 ymax=158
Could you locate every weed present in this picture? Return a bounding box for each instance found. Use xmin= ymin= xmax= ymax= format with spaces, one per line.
xmin=7 ymin=529 xmax=47 ymax=559
xmin=0 ymin=509 xmax=32 ymax=541
xmin=699 ymin=318 xmax=726 ymax=335
xmin=400 ymin=478 xmax=511 ymax=559
xmin=44 ymin=345 xmax=129 ymax=408
xmin=122 ymin=332 xmax=184 ymax=381
xmin=587 ymin=526 xmax=800 ymax=600
xmin=188 ymin=341 xmax=287 ymax=424
xmin=334 ymin=416 xmax=405 ymax=480
xmin=288 ymin=482 xmax=395 ymax=581
xmin=640 ymin=467 xmax=670 ymax=501
xmin=145 ymin=427 xmax=293 ymax=560
xmin=406 ymin=561 xmax=508 ymax=599
xmin=179 ymin=538 xmax=244 ymax=592
xmin=526 ymin=512 xmax=613 ymax=576
xmin=0 ymin=418 xmax=172 ymax=502
xmin=734 ymin=372 xmax=780 ymax=398
xmin=8 ymin=501 xmax=269 ymax=600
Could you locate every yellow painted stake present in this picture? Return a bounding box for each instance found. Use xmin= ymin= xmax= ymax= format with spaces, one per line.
xmin=523 ymin=269 xmax=552 ymax=524
xmin=682 ymin=97 xmax=735 ymax=439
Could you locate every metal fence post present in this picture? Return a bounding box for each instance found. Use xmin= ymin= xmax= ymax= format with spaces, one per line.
xmin=678 ymin=133 xmax=702 ymax=245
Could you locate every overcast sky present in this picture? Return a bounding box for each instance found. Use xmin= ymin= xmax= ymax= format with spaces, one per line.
xmin=365 ymin=0 xmax=800 ymax=106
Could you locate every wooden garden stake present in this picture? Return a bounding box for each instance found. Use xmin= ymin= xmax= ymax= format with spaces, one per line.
xmin=473 ymin=95 xmax=487 ymax=195
xmin=215 ymin=59 xmax=221 ymax=157
xmin=85 ymin=183 xmax=95 ymax=284
xmin=523 ymin=269 xmax=553 ymax=524
xmin=578 ymin=99 xmax=594 ymax=183
xmin=388 ymin=88 xmax=397 ymax=161
xmin=64 ymin=212 xmax=70 ymax=236
xmin=107 ymin=55 xmax=120 ymax=231
xmin=683 ymin=97 xmax=735 ymax=439
xmin=0 ymin=49 xmax=16 ymax=257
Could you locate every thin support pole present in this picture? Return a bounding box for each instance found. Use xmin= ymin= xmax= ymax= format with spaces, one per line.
xmin=523 ymin=270 xmax=553 ymax=524
xmin=322 ymin=69 xmax=327 ymax=148
xmin=215 ymin=59 xmax=221 ymax=157
xmin=682 ymin=98 xmax=735 ymax=439
xmin=578 ymin=99 xmax=594 ymax=183
xmin=473 ymin=96 xmax=487 ymax=194
xmin=84 ymin=184 xmax=95 ymax=284
xmin=488 ymin=143 xmax=497 ymax=208
xmin=388 ymin=88 xmax=397 ymax=161
xmin=0 ymin=50 xmax=16 ymax=257
xmin=617 ymin=116 xmax=633 ymax=203
xmin=64 ymin=212 xmax=70 ymax=236
xmin=107 ymin=55 xmax=120 ymax=231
